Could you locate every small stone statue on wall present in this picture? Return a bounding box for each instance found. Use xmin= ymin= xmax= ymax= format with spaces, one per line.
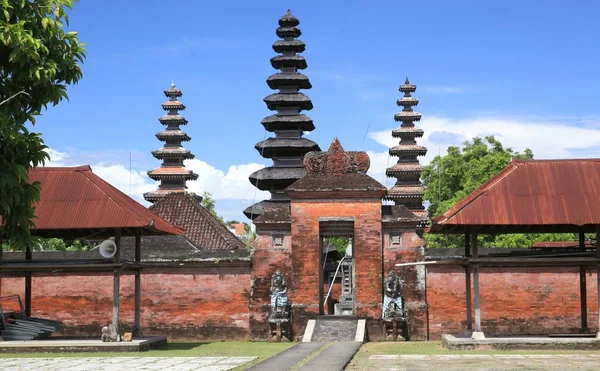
xmin=269 ymin=270 xmax=289 ymax=320
xmin=382 ymin=270 xmax=405 ymax=321
xmin=101 ymin=324 xmax=119 ymax=342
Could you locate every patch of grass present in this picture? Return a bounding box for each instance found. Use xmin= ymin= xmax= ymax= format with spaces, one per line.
xmin=0 ymin=341 xmax=293 ymax=369
xmin=347 ymin=341 xmax=600 ymax=370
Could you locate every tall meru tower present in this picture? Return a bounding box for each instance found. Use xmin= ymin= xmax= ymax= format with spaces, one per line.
xmin=385 ymin=78 xmax=428 ymax=225
xmin=245 ymin=10 xmax=320 ymax=220
xmin=144 ymin=82 xmax=198 ymax=203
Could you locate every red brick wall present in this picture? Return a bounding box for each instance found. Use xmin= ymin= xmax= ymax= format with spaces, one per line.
xmin=1 ymin=266 xmax=251 ymax=341
xmin=426 ymin=265 xmax=600 ymax=339
xmin=290 ymin=199 xmax=383 ymax=337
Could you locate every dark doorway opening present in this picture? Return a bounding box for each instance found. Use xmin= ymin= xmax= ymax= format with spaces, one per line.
xmin=319 ymin=220 xmax=354 ymax=315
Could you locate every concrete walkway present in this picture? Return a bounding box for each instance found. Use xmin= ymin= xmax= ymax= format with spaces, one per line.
xmin=0 ymin=356 xmax=257 ymax=370
xmin=361 ymin=354 xmax=600 ymax=371
xmin=247 ymin=341 xmax=361 ymax=371
xmin=298 ymin=342 xmax=362 ymax=371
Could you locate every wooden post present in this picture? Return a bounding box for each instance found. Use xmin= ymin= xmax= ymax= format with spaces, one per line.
xmin=465 ymin=232 xmax=472 ymax=331
xmin=465 ymin=267 xmax=472 ymax=331
xmin=25 ymin=243 xmax=32 ymax=317
xmin=579 ymin=232 xmax=588 ymax=333
xmin=0 ymin=235 xmax=3 ymax=300
xmin=465 ymin=233 xmax=471 ymax=258
xmin=471 ymin=232 xmax=482 ymax=334
xmin=113 ymin=229 xmax=121 ymax=330
xmin=134 ymin=228 xmax=142 ymax=337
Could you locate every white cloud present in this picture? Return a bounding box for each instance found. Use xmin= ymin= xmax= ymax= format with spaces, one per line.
xmin=184 ymin=159 xmax=269 ymax=201
xmin=368 ymin=115 xmax=600 ymax=167
xmin=46 ymin=148 xmax=69 ymax=165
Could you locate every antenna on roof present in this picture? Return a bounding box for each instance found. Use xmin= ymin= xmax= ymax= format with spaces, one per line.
xmin=129 ymin=151 xmax=132 ymax=197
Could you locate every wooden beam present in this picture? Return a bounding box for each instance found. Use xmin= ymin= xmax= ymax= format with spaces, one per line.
xmin=395 ymin=260 xmax=465 ymax=267
xmin=114 ymin=228 xmax=121 ymax=265
xmin=0 ymin=234 xmax=3 ymax=300
xmin=471 ymin=232 xmax=478 ymax=258
xmin=134 ymin=271 xmax=141 ymax=337
xmin=473 ymin=264 xmax=481 ymax=333
xmin=465 ymin=266 xmax=472 ymax=331
xmin=468 ymin=257 xmax=600 ymax=267
xmin=0 ymin=263 xmax=123 ymax=272
xmin=25 ymin=244 xmax=32 ymax=317
xmin=471 ymin=232 xmax=482 ymax=333
xmin=465 ymin=232 xmax=471 ymax=258
xmin=113 ymin=228 xmax=121 ymax=330
xmin=465 ymin=232 xmax=472 ymax=332
xmin=134 ymin=229 xmax=141 ymax=263
xmin=579 ymin=232 xmax=589 ymax=333
xmin=134 ymin=228 xmax=142 ymax=337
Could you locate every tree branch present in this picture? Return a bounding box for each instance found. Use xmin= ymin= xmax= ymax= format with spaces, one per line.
xmin=0 ymin=91 xmax=32 ymax=106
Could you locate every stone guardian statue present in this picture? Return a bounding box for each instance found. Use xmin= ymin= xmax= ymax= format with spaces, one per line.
xmin=269 ymin=270 xmax=289 ymax=320
xmin=382 ymin=270 xmax=404 ymax=321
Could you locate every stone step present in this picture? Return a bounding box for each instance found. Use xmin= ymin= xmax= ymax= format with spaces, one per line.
xmin=310 ymin=316 xmax=359 ymax=342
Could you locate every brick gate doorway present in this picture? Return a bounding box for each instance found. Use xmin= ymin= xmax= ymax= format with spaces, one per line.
xmin=319 ymin=219 xmax=355 ymax=315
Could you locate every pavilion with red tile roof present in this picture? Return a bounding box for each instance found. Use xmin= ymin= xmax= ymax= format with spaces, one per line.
xmin=427 ymin=158 xmax=600 ymax=338
xmin=1 ymin=165 xmax=185 ymax=335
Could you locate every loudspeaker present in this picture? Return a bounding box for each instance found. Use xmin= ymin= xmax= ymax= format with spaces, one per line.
xmin=98 ymin=239 xmax=117 ymax=259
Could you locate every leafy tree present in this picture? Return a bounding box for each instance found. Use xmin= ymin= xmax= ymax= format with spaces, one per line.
xmin=201 ymin=191 xmax=224 ymax=224
xmin=324 ymin=237 xmax=350 ymax=258
xmin=2 ymin=237 xmax=87 ymax=251
xmin=0 ymin=0 xmax=86 ymax=249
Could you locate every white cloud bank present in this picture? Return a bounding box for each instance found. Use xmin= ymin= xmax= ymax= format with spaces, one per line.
xmin=367 ymin=114 xmax=600 ymax=185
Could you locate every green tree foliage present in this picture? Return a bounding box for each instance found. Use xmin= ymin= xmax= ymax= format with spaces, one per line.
xmin=2 ymin=237 xmax=87 ymax=251
xmin=0 ymin=0 xmax=86 ymax=249
xmin=324 ymin=237 xmax=350 ymax=258
xmin=201 ymin=191 xmax=224 ymax=224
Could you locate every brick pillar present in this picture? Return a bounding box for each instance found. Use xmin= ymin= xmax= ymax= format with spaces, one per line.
xmin=249 ymin=229 xmax=292 ymax=340
xmin=382 ymin=227 xmax=427 ymax=340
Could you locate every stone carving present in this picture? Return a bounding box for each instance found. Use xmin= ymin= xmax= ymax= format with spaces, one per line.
xmin=101 ymin=324 xmax=119 ymax=342
xmin=304 ymin=138 xmax=370 ymax=174
xmin=382 ymin=270 xmax=405 ymax=321
xmin=269 ymin=270 xmax=289 ymax=320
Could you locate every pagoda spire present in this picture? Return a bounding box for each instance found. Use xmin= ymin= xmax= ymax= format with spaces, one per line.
xmin=245 ymin=10 xmax=320 ymax=219
xmin=143 ymin=82 xmax=198 ymax=203
xmin=385 ymin=78 xmax=428 ymax=222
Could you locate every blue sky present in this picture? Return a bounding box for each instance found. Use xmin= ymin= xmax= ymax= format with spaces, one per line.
xmin=41 ymin=0 xmax=600 ymax=221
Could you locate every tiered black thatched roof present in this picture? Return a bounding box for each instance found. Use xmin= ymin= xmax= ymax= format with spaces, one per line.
xmin=385 ymin=78 xmax=428 ymax=225
xmin=144 ymin=82 xmax=198 ymax=203
xmin=245 ymin=10 xmax=321 ymax=220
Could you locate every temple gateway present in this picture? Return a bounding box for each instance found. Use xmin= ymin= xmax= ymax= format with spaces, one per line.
xmin=1 ymin=10 xmax=599 ymax=343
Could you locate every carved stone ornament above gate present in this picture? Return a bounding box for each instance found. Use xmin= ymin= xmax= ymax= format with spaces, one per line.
xmin=304 ymin=137 xmax=370 ymax=174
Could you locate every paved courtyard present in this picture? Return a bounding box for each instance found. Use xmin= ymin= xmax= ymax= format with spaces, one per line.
xmin=0 ymin=356 xmax=257 ymax=371
xmin=360 ymin=354 xmax=600 ymax=371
